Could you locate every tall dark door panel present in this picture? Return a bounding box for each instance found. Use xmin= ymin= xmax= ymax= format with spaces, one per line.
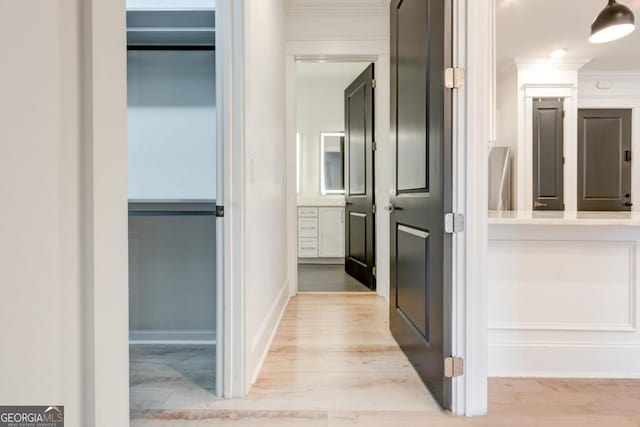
xmin=390 ymin=0 xmax=452 ymax=409
xmin=532 ymin=98 xmax=564 ymax=210
xmin=578 ymin=109 xmax=632 ymax=211
xmin=344 ymin=64 xmax=376 ymax=290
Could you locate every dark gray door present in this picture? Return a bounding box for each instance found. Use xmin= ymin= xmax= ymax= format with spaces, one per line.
xmin=578 ymin=109 xmax=632 ymax=211
xmin=533 ymin=98 xmax=564 ymax=210
xmin=344 ymin=64 xmax=376 ymax=290
xmin=390 ymin=0 xmax=452 ymax=409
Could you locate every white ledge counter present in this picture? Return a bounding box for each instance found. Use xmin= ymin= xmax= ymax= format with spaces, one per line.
xmin=489 ymin=210 xmax=640 ymax=226
xmin=487 ymin=210 xmax=640 ymax=379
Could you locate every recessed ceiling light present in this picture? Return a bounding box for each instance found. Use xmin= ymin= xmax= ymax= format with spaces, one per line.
xmin=590 ymin=0 xmax=636 ymax=44
xmin=550 ymin=48 xmax=567 ymax=59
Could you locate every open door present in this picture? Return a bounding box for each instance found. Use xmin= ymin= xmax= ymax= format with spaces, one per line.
xmin=390 ymin=0 xmax=453 ymax=409
xmin=344 ymin=64 xmax=376 ymax=290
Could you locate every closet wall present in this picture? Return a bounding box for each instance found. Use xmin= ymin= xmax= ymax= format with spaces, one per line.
xmin=128 ymin=51 xmax=216 ymax=199
xmin=127 ymin=10 xmax=217 ymax=342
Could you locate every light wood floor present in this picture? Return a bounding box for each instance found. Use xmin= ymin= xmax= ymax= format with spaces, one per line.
xmin=131 ymin=294 xmax=640 ymax=426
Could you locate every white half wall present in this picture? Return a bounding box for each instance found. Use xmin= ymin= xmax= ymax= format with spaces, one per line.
xmin=488 ymin=224 xmax=640 ymax=378
xmin=243 ymin=0 xmax=290 ymax=388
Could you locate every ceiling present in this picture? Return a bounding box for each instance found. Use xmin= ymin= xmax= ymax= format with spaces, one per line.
xmin=498 ymin=0 xmax=640 ymax=73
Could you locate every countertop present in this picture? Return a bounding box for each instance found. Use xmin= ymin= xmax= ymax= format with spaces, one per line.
xmin=488 ymin=210 xmax=640 ymax=226
xmin=297 ymin=197 xmax=346 ymax=207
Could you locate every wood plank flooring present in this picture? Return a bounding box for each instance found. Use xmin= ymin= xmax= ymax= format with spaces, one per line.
xmin=131 ymin=294 xmax=640 ymax=426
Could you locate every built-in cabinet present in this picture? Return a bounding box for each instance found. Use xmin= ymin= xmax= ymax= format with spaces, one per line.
xmin=298 ymin=206 xmax=345 ymax=259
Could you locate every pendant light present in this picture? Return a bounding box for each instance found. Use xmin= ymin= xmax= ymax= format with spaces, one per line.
xmin=589 ymin=0 xmax=635 ymax=44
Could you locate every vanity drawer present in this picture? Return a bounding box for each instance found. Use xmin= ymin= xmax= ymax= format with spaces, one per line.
xmin=298 ymin=207 xmax=318 ymax=218
xmin=298 ymin=218 xmax=318 ymax=237
xmin=298 ymin=238 xmax=318 ymax=258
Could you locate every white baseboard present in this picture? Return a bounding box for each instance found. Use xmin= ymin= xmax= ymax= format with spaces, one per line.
xmin=489 ymin=341 xmax=640 ymax=378
xmin=129 ymin=329 xmax=216 ymax=345
xmin=248 ymin=280 xmax=290 ymax=385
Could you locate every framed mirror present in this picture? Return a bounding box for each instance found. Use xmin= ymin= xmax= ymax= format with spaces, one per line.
xmin=320 ymin=132 xmax=345 ymax=195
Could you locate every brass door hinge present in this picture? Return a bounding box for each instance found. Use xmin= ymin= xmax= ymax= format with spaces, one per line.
xmin=444 ymin=356 xmax=464 ymax=378
xmin=372 ymin=204 xmax=377 ymax=214
xmin=445 ymin=67 xmax=465 ymax=89
xmin=372 ymin=79 xmax=377 ymax=88
xmin=372 ymin=266 xmax=377 ymax=277
xmin=372 ymin=142 xmax=378 ymax=151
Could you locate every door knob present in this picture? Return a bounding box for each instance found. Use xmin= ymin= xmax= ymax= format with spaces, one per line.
xmin=625 ymin=202 xmax=633 ymax=207
xmin=534 ymin=201 xmax=548 ymax=208
xmin=385 ymin=203 xmax=402 ymax=213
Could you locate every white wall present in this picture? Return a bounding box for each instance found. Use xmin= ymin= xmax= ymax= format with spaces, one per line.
xmin=129 ymin=214 xmax=216 ymax=339
xmin=296 ymin=62 xmax=368 ymax=203
xmin=243 ymin=0 xmax=290 ymax=387
xmin=0 ymin=0 xmax=85 ymax=424
xmin=127 ymin=50 xmax=216 ymax=200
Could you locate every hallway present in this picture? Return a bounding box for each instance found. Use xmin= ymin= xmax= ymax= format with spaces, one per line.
xmin=131 ymin=295 xmax=640 ymax=426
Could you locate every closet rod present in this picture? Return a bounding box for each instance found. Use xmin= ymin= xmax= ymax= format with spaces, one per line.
xmin=127 ymin=45 xmax=215 ymax=51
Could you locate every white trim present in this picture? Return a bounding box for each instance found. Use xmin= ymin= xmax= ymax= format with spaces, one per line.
xmin=489 ymin=341 xmax=640 ymax=379
xmin=488 ymin=322 xmax=636 ymax=332
xmin=249 ymin=281 xmax=290 ymax=384
xmin=82 ymin=0 xmax=129 ymax=424
xmin=216 ymin=0 xmax=246 ymax=398
xmin=457 ymin=0 xmax=491 ymax=417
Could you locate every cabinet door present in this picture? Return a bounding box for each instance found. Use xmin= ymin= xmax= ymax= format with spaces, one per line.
xmin=318 ymin=207 xmax=345 ymax=258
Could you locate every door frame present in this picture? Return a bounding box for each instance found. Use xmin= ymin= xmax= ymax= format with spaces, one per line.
xmin=83 ymin=0 xmax=245 ymax=424
xmin=284 ymin=0 xmax=492 ymax=415
xmin=86 ymin=0 xmax=491 ymax=421
xmin=285 ymin=44 xmax=391 ymax=300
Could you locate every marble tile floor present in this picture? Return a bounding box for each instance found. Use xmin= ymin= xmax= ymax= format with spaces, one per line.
xmin=297 ymin=264 xmax=371 ymax=292
xmin=130 ymin=344 xmax=218 ymax=412
xmin=131 ymin=294 xmax=640 ymax=426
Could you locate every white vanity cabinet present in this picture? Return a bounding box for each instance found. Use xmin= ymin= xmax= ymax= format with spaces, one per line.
xmin=297 ymin=206 xmax=345 ymax=259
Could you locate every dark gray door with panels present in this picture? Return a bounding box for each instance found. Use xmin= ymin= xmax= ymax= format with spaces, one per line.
xmin=390 ymin=0 xmax=453 ymax=410
xmin=344 ymin=63 xmax=376 ymax=290
xmin=578 ymin=109 xmax=632 ymax=211
xmin=532 ymin=98 xmax=565 ymax=210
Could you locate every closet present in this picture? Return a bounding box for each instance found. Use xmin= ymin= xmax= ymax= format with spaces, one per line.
xmin=127 ymin=3 xmax=218 ymax=408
